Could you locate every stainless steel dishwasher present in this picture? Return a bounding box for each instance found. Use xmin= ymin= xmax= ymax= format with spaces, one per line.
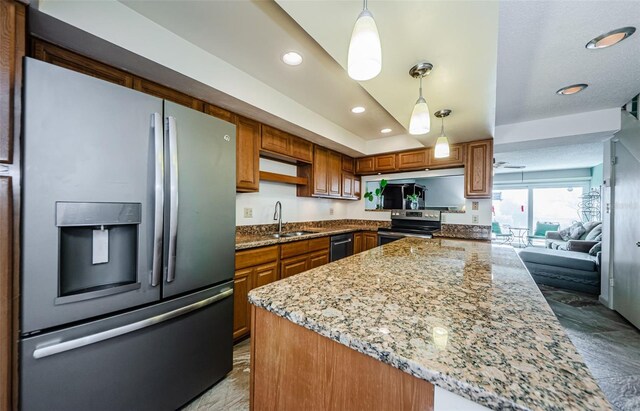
xmin=330 ymin=233 xmax=354 ymax=262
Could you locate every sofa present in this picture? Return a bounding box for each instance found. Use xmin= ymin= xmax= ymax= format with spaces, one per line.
xmin=545 ymin=221 xmax=602 ymax=251
xmin=519 ymin=221 xmax=602 ymax=294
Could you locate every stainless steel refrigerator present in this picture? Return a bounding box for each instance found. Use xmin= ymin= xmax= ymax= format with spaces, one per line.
xmin=20 ymin=58 xmax=236 ymax=410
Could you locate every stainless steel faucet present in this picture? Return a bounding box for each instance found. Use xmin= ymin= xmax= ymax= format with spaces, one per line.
xmin=273 ymin=201 xmax=283 ymax=234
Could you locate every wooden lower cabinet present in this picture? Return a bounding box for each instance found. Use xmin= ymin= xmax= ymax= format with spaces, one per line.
xmin=281 ymin=255 xmax=308 ymax=279
xmin=353 ymin=232 xmax=363 ymax=254
xmin=363 ymin=231 xmax=378 ymax=251
xmin=251 ymin=307 xmax=435 ymax=410
xmin=308 ymin=250 xmax=329 ymax=269
xmin=234 ymin=246 xmax=279 ymax=340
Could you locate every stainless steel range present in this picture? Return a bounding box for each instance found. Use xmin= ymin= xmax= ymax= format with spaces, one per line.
xmin=377 ymin=210 xmax=442 ymax=245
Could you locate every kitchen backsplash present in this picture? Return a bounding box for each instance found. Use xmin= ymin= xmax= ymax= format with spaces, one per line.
xmin=435 ymin=224 xmax=492 ymax=240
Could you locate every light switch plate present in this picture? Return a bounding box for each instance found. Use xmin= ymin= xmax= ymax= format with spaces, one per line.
xmin=329 ymin=208 xmax=334 ymax=215
xmin=243 ymin=207 xmax=253 ymax=218
xmin=472 ymin=201 xmax=479 ymax=211
xmin=472 ymin=215 xmax=479 ymax=224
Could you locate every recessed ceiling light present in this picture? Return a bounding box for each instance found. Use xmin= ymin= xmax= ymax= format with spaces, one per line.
xmin=282 ymin=51 xmax=303 ymax=66
xmin=351 ymin=106 xmax=366 ymax=114
xmin=380 ymin=128 xmax=392 ymax=133
xmin=586 ymin=27 xmax=636 ymax=49
xmin=556 ymin=84 xmax=588 ymax=95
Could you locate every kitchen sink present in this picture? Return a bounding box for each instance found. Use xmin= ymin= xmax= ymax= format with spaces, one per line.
xmin=270 ymin=231 xmax=316 ymax=238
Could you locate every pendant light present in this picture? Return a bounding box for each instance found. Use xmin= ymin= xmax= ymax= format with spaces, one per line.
xmin=348 ymin=0 xmax=382 ymax=81
xmin=408 ymin=62 xmax=433 ymax=135
xmin=434 ymin=109 xmax=451 ymax=158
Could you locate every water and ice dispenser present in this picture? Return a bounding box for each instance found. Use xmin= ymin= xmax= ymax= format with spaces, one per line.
xmin=55 ymin=202 xmax=142 ymax=304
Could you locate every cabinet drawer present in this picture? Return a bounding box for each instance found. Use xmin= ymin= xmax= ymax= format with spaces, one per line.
xmin=235 ymin=245 xmax=278 ymax=270
xmin=281 ymin=240 xmax=309 ymax=259
xmin=308 ymin=236 xmax=329 ymax=252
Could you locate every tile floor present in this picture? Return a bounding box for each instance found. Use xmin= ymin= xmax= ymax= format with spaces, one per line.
xmin=540 ymin=285 xmax=640 ymax=411
xmin=183 ymin=286 xmax=640 ymax=411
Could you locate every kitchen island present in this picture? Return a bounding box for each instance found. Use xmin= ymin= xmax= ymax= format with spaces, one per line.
xmin=248 ymin=238 xmax=610 ymax=410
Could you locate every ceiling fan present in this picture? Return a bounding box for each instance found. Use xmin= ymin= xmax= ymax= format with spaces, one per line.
xmin=493 ymin=159 xmax=526 ymax=170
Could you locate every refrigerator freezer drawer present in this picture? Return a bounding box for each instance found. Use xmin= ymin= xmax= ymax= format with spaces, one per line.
xmin=20 ymin=283 xmax=233 ymax=411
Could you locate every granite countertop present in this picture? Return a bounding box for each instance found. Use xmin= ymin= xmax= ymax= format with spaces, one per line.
xmin=248 ymin=238 xmax=610 ymax=411
xmin=235 ymin=225 xmax=381 ymax=250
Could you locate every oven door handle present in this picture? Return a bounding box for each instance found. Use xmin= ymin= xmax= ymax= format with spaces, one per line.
xmin=380 ymin=232 xmax=433 ymax=239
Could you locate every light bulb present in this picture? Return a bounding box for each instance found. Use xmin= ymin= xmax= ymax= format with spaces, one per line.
xmin=434 ymin=136 xmax=450 ymax=158
xmin=409 ymin=97 xmax=430 ymax=135
xmin=347 ymin=9 xmax=382 ymax=81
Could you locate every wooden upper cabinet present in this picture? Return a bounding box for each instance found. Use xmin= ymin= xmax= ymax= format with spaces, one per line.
xmin=328 ymin=150 xmax=342 ymax=197
xmin=235 ymin=116 xmax=261 ymax=192
xmin=397 ymin=149 xmax=429 ymax=170
xmin=261 ymin=125 xmax=290 ymax=157
xmin=464 ymin=139 xmax=493 ymax=199
xmin=355 ymin=157 xmax=375 ymax=174
xmin=429 ymin=144 xmax=465 ymax=168
xmin=290 ymin=136 xmax=313 ymax=163
xmin=342 ymin=155 xmax=354 ymax=173
xmin=374 ymin=154 xmax=397 ymax=172
xmin=312 ymin=146 xmax=329 ymax=196
xmin=353 ymin=177 xmax=361 ymax=199
xmin=32 ymin=40 xmax=134 ymax=89
xmin=261 ymin=125 xmax=312 ymax=163
xmin=133 ymin=78 xmax=204 ymax=110
xmin=205 ymin=104 xmax=236 ymax=124
xmin=342 ymin=173 xmax=354 ymax=198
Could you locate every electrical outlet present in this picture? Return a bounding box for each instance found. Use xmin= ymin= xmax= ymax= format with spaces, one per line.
xmin=472 ymin=215 xmax=479 ymax=224
xmin=329 ymin=208 xmax=334 ymax=216
xmin=472 ymin=201 xmax=479 ymax=211
xmin=243 ymin=207 xmax=253 ymax=218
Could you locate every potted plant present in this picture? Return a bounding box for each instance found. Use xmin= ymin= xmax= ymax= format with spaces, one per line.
xmin=364 ymin=179 xmax=387 ymax=210
xmin=406 ymin=193 xmax=420 ymax=210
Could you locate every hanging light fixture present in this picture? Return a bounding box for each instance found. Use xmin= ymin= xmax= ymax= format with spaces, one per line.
xmin=348 ymin=0 xmax=382 ymax=81
xmin=408 ymin=62 xmax=433 ymax=135
xmin=434 ymin=109 xmax=451 ymax=158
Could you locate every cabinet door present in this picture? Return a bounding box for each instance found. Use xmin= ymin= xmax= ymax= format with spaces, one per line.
xmin=205 ymin=104 xmax=236 ymax=124
xmin=32 ymin=40 xmax=134 ymax=89
xmin=355 ymin=157 xmax=375 ymax=174
xmin=291 ymin=136 xmax=313 ymax=163
xmin=133 ymin=78 xmax=204 ymax=111
xmin=429 ymin=144 xmax=464 ymax=168
xmin=342 ymin=155 xmax=354 ymax=173
xmin=328 ymin=150 xmax=342 ymax=197
xmin=254 ymin=261 xmax=279 ymax=288
xmin=374 ymin=154 xmax=397 ymax=172
xmin=363 ymin=232 xmax=378 ymax=251
xmin=353 ymin=232 xmax=363 ymax=254
xmin=233 ymin=268 xmax=252 ymax=340
xmin=281 ymin=255 xmax=309 ymax=279
xmin=342 ymin=173 xmax=354 ymax=198
xmin=235 ymin=116 xmax=260 ymax=192
xmin=313 ymin=146 xmax=329 ymax=196
xmin=261 ymin=125 xmax=290 ymax=156
xmin=464 ymin=140 xmax=493 ymax=198
xmin=398 ymin=149 xmax=429 ymax=170
xmin=353 ymin=177 xmax=361 ymax=199
xmin=308 ymin=250 xmax=329 ymax=269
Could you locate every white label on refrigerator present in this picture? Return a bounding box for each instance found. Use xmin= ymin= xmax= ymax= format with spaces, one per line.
xmin=92 ymin=229 xmax=109 ymax=264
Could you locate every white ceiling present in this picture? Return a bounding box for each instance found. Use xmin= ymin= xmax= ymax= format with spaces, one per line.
xmin=120 ymin=0 xmax=402 ymax=141
xmin=277 ymin=0 xmax=499 ymax=146
xmin=496 ymin=1 xmax=640 ymax=126
xmin=494 ymin=141 xmax=603 ymax=174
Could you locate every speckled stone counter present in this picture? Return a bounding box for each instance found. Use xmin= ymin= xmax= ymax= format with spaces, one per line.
xmin=248 ymin=238 xmax=610 ymax=411
xmin=236 ymin=220 xmax=388 ymax=250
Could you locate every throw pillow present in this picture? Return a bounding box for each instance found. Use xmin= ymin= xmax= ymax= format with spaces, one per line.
xmin=589 ymin=242 xmax=602 ymax=256
xmin=559 ymin=222 xmax=585 ymax=241
xmin=585 ymin=224 xmax=603 ymax=241
xmin=594 ymin=233 xmax=603 ymax=242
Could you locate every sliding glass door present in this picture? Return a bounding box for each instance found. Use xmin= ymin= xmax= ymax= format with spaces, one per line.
xmin=531 ymin=186 xmax=585 ymax=230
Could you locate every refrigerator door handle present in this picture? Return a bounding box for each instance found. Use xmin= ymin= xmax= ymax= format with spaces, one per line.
xmin=166 ymin=116 xmax=179 ymax=283
xmin=32 ymin=288 xmax=233 ymax=359
xmin=151 ymin=113 xmax=164 ymax=287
